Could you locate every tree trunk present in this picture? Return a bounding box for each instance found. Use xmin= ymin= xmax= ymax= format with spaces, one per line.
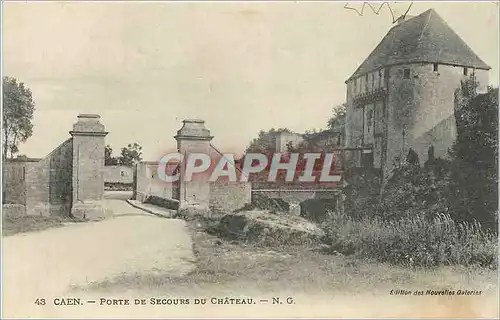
xmin=9 ymin=132 xmax=18 ymax=159
xmin=3 ymin=126 xmax=9 ymax=160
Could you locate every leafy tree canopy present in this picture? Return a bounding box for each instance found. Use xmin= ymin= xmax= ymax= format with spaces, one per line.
xmin=327 ymin=103 xmax=346 ymax=131
xmin=2 ymin=76 xmax=35 ymax=159
xmin=105 ymin=145 xmax=119 ymax=166
xmin=118 ymin=142 xmax=143 ymax=167
xmin=105 ymin=143 xmax=143 ymax=167
xmin=244 ymin=128 xmax=292 ymax=154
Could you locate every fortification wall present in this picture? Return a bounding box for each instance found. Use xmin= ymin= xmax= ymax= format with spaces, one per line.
xmin=25 ymin=138 xmax=73 ymax=216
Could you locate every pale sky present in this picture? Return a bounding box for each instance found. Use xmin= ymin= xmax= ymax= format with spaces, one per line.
xmin=3 ymin=1 xmax=499 ymax=160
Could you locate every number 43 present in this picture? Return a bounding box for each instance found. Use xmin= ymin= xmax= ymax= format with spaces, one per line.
xmin=34 ymin=298 xmax=46 ymax=306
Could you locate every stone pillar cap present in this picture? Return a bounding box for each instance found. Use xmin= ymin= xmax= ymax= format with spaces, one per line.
xmin=70 ymin=114 xmax=107 ymax=136
xmin=174 ymin=119 xmax=213 ymax=141
xmin=182 ymin=119 xmax=205 ymax=123
xmin=77 ymin=114 xmax=101 ymax=119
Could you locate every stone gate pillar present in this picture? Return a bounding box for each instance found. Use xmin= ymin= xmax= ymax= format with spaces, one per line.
xmin=174 ymin=119 xmax=213 ymax=215
xmin=69 ymin=114 xmax=108 ymax=220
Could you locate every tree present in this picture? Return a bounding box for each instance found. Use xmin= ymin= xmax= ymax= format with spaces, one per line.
xmin=449 ymin=77 xmax=498 ymax=232
xmin=244 ymin=128 xmax=292 ymax=154
xmin=2 ymin=76 xmax=35 ymax=159
xmin=118 ymin=143 xmax=143 ymax=167
xmin=105 ymin=145 xmax=118 ymax=166
xmin=327 ymin=103 xmax=346 ymax=131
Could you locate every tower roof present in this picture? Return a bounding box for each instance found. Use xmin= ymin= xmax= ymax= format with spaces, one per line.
xmin=346 ymin=9 xmax=490 ymax=82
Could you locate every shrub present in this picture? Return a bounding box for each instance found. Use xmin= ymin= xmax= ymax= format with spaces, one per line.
xmin=450 ymin=84 xmax=498 ymax=232
xmin=322 ymin=211 xmax=498 ymax=269
xmin=342 ymin=167 xmax=382 ymax=219
xmin=378 ymin=157 xmax=452 ymax=221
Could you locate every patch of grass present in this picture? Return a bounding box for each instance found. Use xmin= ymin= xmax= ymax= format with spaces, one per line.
xmin=2 ymin=215 xmax=85 ymax=236
xmin=322 ymin=212 xmax=498 ymax=269
xmin=176 ymin=220 xmax=497 ymax=295
xmin=69 ymin=217 xmax=497 ymax=297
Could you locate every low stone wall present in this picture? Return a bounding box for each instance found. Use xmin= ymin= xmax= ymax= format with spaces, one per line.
xmin=209 ymin=181 xmax=252 ymax=212
xmin=145 ymin=195 xmax=179 ymax=211
xmin=105 ymin=182 xmax=133 ymax=191
xmin=134 ymin=161 xmax=177 ymax=201
xmin=104 ymin=165 xmax=134 ymax=184
xmin=135 ymin=191 xmax=148 ymax=203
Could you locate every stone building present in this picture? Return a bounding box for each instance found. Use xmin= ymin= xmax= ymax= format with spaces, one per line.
xmin=274 ymin=131 xmax=304 ymax=152
xmin=344 ymin=9 xmax=490 ymax=173
xmin=273 ymin=126 xmax=346 ymax=154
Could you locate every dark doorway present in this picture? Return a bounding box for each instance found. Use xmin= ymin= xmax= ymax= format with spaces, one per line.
xmin=361 ymin=152 xmax=374 ymax=168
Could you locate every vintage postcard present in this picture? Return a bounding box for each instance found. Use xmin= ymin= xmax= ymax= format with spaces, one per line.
xmin=1 ymin=1 xmax=499 ymax=318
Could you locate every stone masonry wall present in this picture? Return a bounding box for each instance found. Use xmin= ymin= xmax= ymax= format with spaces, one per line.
xmin=134 ymin=161 xmax=176 ymax=202
xmin=25 ymin=138 xmax=73 ymax=216
xmin=134 ymin=160 xmax=251 ymax=213
xmin=104 ymin=165 xmax=134 ymax=184
xmin=134 ymin=162 xmax=148 ymax=202
xmin=209 ymin=181 xmax=251 ymax=212
xmin=2 ymin=160 xmax=37 ymax=205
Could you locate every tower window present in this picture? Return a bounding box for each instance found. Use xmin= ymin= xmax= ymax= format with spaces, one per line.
xmin=367 ymin=110 xmax=374 ymax=133
xmin=433 ymin=63 xmax=438 ymax=72
xmin=403 ymin=68 xmax=411 ymax=79
xmin=463 ymin=67 xmax=468 ymax=76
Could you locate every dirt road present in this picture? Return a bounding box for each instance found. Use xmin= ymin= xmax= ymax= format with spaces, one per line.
xmin=2 ymin=192 xmax=195 ymax=318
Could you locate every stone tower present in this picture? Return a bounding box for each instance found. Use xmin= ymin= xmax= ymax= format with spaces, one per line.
xmin=344 ymin=9 xmax=490 ymax=174
xmin=174 ymin=119 xmax=213 ymax=213
xmin=69 ymin=114 xmax=108 ymax=220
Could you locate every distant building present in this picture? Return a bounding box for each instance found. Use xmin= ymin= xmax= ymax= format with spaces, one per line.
xmin=103 ymin=165 xmax=134 ymax=184
xmin=274 ymin=131 xmax=304 ymax=152
xmin=272 ymin=118 xmax=346 ymax=153
xmin=306 ymin=127 xmax=345 ymax=151
xmin=344 ymin=9 xmax=490 ymax=172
